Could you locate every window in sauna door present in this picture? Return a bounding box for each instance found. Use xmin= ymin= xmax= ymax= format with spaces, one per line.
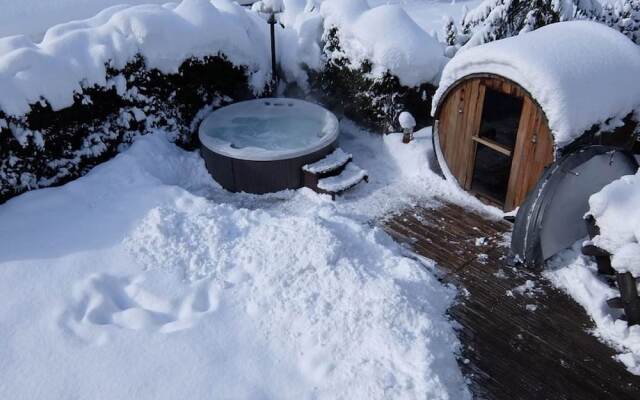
xmin=470 ymin=87 xmax=524 ymax=205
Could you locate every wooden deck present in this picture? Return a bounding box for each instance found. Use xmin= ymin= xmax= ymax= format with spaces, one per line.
xmin=382 ymin=201 xmax=640 ymax=400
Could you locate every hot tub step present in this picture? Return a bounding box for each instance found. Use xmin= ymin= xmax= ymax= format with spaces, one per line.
xmin=316 ymin=163 xmax=368 ymax=199
xmin=302 ymin=148 xmax=352 ymax=176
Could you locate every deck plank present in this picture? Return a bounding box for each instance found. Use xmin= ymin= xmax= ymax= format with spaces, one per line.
xmin=382 ymin=201 xmax=640 ymax=400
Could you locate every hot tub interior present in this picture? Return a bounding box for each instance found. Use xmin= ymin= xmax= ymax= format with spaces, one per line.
xmin=198 ymin=98 xmax=368 ymax=196
xmin=199 ymin=99 xmax=338 ymax=161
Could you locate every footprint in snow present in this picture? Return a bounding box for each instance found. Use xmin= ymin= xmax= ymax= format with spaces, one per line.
xmin=61 ymin=273 xmax=221 ymax=342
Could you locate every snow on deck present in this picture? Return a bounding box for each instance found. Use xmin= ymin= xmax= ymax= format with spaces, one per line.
xmin=385 ymin=203 xmax=640 ymax=397
xmin=433 ymin=21 xmax=640 ymax=148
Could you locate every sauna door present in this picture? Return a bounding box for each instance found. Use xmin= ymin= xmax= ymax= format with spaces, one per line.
xmin=465 ymin=80 xmax=554 ymax=211
xmin=469 ymin=88 xmax=523 ymax=206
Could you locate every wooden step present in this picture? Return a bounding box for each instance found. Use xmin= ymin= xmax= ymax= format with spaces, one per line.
xmin=316 ymin=163 xmax=368 ymax=199
xmin=302 ymin=148 xmax=352 ymax=176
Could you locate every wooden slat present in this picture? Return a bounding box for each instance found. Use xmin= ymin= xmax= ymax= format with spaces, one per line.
xmin=381 ymin=201 xmax=640 ymax=400
xmin=471 ymin=136 xmax=512 ymax=157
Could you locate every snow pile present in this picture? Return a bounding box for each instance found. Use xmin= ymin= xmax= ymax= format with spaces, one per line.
xmin=548 ymin=246 xmax=640 ymax=375
xmin=320 ymin=0 xmax=446 ymax=86
xmin=587 ymin=170 xmax=640 ymax=276
xmin=433 ymin=21 xmax=640 ymax=148
xmin=0 ymin=131 xmax=473 ymax=399
xmin=399 ymin=111 xmax=417 ymax=129
xmin=0 ymin=0 xmax=271 ymax=116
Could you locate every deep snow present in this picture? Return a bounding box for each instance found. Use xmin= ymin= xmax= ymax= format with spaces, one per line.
xmin=0 ymin=123 xmax=490 ymax=399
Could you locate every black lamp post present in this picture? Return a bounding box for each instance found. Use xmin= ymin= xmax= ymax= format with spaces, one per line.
xmin=268 ymin=12 xmax=278 ymax=90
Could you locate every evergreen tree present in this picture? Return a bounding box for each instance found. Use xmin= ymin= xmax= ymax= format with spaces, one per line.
xmin=456 ymin=0 xmax=602 ymax=48
xmin=601 ymin=0 xmax=640 ymax=44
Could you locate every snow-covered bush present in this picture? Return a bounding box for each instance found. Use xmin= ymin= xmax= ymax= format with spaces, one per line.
xmin=445 ymin=0 xmax=639 ymax=50
xmin=308 ymin=0 xmax=445 ymax=132
xmin=0 ymin=55 xmax=253 ymax=203
xmin=446 ymin=0 xmax=601 ymax=49
xmin=601 ymin=0 xmax=640 ymax=44
xmin=308 ymin=28 xmax=437 ymax=133
xmin=0 ymin=0 xmax=269 ymax=203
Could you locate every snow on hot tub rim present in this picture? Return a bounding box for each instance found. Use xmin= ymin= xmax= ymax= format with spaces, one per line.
xmin=198 ymin=98 xmax=339 ymax=162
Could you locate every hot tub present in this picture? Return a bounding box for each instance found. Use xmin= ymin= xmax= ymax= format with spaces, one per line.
xmin=199 ymin=98 xmax=339 ymax=194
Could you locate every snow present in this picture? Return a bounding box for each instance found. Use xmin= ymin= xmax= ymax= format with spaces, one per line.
xmin=586 ymin=170 xmax=640 ymax=276
xmin=548 ymin=245 xmax=640 ymax=375
xmin=303 ymin=148 xmax=352 ymax=174
xmin=0 ymin=0 xmax=272 ymax=116
xmin=255 ymin=0 xmax=285 ymax=13
xmin=0 ymin=121 xmax=491 ymax=399
xmin=320 ymin=0 xmax=447 ymax=86
xmin=433 ymin=20 xmax=640 ymax=148
xmin=317 ymin=162 xmax=367 ymax=192
xmin=399 ymin=111 xmax=417 ymax=129
xmin=368 ymin=0 xmax=484 ymax=35
xmin=0 ymin=0 xmax=169 ymax=40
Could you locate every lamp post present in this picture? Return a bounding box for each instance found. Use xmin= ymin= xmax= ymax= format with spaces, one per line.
xmin=268 ymin=12 xmax=278 ymax=90
xmin=254 ymin=0 xmax=284 ymax=92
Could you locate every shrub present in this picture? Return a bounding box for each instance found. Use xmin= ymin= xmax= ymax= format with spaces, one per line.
xmin=0 ymin=54 xmax=255 ymax=203
xmin=308 ymin=28 xmax=436 ymax=133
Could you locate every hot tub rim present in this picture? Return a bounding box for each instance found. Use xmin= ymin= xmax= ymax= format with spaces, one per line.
xmin=198 ymin=98 xmax=339 ymax=162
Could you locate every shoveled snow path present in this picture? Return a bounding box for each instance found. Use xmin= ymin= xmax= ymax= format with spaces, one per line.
xmin=0 ymin=129 xmax=476 ymax=399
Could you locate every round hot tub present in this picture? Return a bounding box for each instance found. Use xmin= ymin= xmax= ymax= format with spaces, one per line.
xmin=199 ymin=98 xmax=339 ymax=194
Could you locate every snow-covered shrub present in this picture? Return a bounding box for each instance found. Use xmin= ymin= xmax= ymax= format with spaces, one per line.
xmin=308 ymin=28 xmax=436 ymax=133
xmin=601 ymin=0 xmax=640 ymax=44
xmin=447 ymin=0 xmax=601 ymax=49
xmin=0 ymin=55 xmax=253 ymax=203
xmin=0 ymin=0 xmax=270 ymax=203
xmin=446 ymin=0 xmax=639 ymax=50
xmin=308 ymin=0 xmax=445 ymax=132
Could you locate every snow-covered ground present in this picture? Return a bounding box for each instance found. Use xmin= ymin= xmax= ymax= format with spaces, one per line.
xmin=0 ymin=123 xmax=489 ymax=399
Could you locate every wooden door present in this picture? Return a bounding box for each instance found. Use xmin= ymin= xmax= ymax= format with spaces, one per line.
xmin=437 ymin=79 xmax=486 ymax=190
xmin=505 ymin=97 xmax=555 ymax=210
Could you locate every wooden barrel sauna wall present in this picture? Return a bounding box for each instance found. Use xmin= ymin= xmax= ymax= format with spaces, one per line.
xmin=434 ymin=74 xmax=555 ymax=212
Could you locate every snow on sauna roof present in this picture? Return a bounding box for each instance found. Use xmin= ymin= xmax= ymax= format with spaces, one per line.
xmin=433 ymin=21 xmax=640 ymax=148
xmin=0 ymin=0 xmax=270 ymax=116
